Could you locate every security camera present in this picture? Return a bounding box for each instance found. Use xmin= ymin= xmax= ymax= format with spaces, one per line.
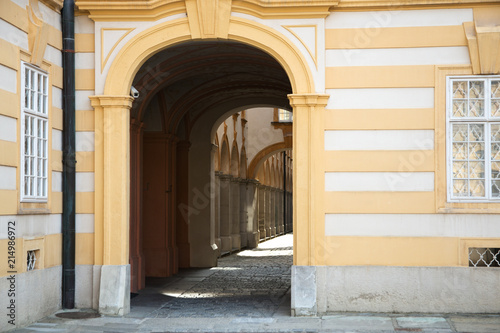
xmin=130 ymin=86 xmax=140 ymax=99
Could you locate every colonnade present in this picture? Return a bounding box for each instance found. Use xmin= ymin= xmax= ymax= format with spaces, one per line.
xmin=213 ymin=151 xmax=293 ymax=255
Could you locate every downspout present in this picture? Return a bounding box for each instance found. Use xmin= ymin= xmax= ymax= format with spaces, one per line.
xmin=62 ymin=0 xmax=75 ymax=309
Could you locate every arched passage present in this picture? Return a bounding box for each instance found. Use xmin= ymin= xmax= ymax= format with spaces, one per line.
xmin=90 ymin=13 xmax=328 ymax=315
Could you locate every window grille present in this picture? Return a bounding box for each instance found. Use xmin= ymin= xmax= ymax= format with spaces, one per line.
xmin=278 ymin=109 xmax=292 ymax=122
xmin=469 ymin=247 xmax=500 ymax=267
xmin=21 ymin=63 xmax=48 ymax=201
xmin=27 ymin=250 xmax=37 ymax=271
xmin=447 ymin=77 xmax=500 ymax=201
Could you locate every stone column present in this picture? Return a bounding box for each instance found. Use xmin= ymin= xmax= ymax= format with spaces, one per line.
xmin=270 ymin=187 xmax=276 ymax=238
xmin=90 ymin=95 xmax=133 ymax=316
xmin=230 ymin=177 xmax=241 ymax=251
xmin=219 ymin=174 xmax=232 ymax=254
xmin=246 ymin=179 xmax=259 ymax=248
xmin=258 ymin=184 xmax=266 ymax=240
xmin=278 ymin=189 xmax=284 ymax=235
xmin=214 ymin=171 xmax=221 ymax=256
xmin=239 ymin=179 xmax=248 ymax=248
xmin=265 ymin=186 xmax=272 ymax=239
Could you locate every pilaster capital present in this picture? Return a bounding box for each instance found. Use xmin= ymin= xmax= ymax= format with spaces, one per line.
xmin=219 ymin=174 xmax=233 ymax=181
xmin=287 ymin=93 xmax=329 ymax=108
xmin=90 ymin=95 xmax=134 ymax=109
xmin=247 ymin=179 xmax=260 ymax=185
xmin=231 ymin=177 xmax=242 ymax=183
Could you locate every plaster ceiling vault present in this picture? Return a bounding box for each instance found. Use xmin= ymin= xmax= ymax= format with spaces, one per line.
xmin=130 ymin=41 xmax=292 ymax=136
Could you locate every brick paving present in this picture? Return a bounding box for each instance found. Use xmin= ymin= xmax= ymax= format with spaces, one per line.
xmin=10 ymin=233 xmax=500 ymax=332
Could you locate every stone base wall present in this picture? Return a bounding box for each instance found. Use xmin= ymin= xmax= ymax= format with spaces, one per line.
xmin=292 ymin=265 xmax=500 ymax=316
xmin=0 ymin=266 xmax=61 ymax=331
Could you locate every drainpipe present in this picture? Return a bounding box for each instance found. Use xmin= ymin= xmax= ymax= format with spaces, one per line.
xmin=62 ymin=0 xmax=75 ymax=309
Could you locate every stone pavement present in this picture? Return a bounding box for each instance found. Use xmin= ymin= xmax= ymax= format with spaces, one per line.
xmin=10 ymin=234 xmax=500 ymax=333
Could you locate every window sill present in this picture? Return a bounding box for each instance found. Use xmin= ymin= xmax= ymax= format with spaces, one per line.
xmin=19 ymin=201 xmax=51 ymax=215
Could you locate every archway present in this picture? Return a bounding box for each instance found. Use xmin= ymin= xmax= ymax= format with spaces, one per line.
xmin=90 ymin=14 xmax=328 ymax=315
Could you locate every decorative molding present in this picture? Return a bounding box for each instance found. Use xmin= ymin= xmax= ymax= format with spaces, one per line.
xmin=75 ymin=0 xmax=500 ymax=21
xmin=185 ymin=0 xmax=231 ymax=39
xmin=75 ymin=0 xmax=186 ymax=21
xmin=283 ymin=25 xmax=317 ymax=69
xmin=288 ymin=93 xmax=329 ymax=108
xmin=101 ymin=28 xmax=135 ymax=73
xmin=463 ymin=7 xmax=500 ymax=75
xmin=335 ymin=0 xmax=500 ymax=9
xmin=28 ymin=0 xmax=50 ymax=66
xmin=232 ymin=1 xmax=333 ymax=19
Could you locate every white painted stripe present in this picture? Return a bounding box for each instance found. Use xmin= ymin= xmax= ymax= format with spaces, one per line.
xmin=76 ymin=132 xmax=94 ymax=152
xmin=325 ymin=214 xmax=500 ymax=238
xmin=0 ymin=166 xmax=16 ymax=190
xmin=52 ymin=171 xmax=62 ymax=192
xmin=325 ymin=130 xmax=434 ymax=151
xmin=39 ymin=2 xmax=62 ymax=31
xmin=0 ymin=64 xmax=17 ymax=93
xmin=0 ymin=115 xmax=17 ymax=142
xmin=75 ymin=53 xmax=95 ymax=69
xmin=75 ymin=16 xmax=94 ymax=34
xmin=76 ymin=214 xmax=94 ymax=233
xmin=325 ymin=172 xmax=434 ymax=192
xmin=0 ymin=19 xmax=29 ymax=50
xmin=0 ymin=214 xmax=61 ymax=239
xmin=76 ymin=172 xmax=94 ymax=192
xmin=326 ymin=47 xmax=470 ymax=67
xmin=52 ymin=86 xmax=62 ymax=109
xmin=76 ymin=90 xmax=93 ymax=110
xmin=326 ymin=88 xmax=434 ymax=109
xmin=325 ymin=9 xmax=473 ymax=29
xmin=44 ymin=44 xmax=62 ymax=67
xmin=52 ymin=129 xmax=62 ymax=150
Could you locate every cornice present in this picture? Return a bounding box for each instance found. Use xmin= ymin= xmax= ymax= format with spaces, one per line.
xmin=75 ymin=0 xmax=186 ymax=21
xmin=334 ymin=0 xmax=500 ymax=10
xmin=75 ymin=0 xmax=338 ymax=20
xmin=74 ymin=0 xmax=500 ymax=21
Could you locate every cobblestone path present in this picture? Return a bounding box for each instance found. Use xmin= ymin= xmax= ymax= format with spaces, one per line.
xmin=128 ymin=234 xmax=293 ymax=319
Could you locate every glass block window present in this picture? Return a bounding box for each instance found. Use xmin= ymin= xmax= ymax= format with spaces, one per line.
xmin=21 ymin=63 xmax=48 ymax=201
xmin=278 ymin=109 xmax=292 ymax=122
xmin=448 ymin=77 xmax=500 ymax=201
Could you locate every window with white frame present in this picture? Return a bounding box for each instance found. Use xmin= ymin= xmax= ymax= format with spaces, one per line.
xmin=278 ymin=109 xmax=292 ymax=122
xmin=447 ymin=76 xmax=500 ymax=201
xmin=21 ymin=63 xmax=48 ymax=201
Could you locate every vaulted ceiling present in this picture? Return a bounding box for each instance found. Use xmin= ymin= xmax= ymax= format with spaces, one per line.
xmin=130 ymin=41 xmax=292 ymax=137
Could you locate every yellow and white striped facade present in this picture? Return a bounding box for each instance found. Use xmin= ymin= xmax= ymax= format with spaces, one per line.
xmin=1 ymin=0 xmax=499 ymax=328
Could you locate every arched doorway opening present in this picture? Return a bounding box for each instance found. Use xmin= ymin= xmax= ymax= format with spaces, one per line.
xmin=129 ymin=41 xmax=294 ymax=291
xmin=91 ymin=15 xmax=327 ymax=315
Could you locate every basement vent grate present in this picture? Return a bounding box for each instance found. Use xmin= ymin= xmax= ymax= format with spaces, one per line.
xmin=469 ymin=248 xmax=500 ymax=267
xmin=27 ymin=250 xmax=37 ymax=271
